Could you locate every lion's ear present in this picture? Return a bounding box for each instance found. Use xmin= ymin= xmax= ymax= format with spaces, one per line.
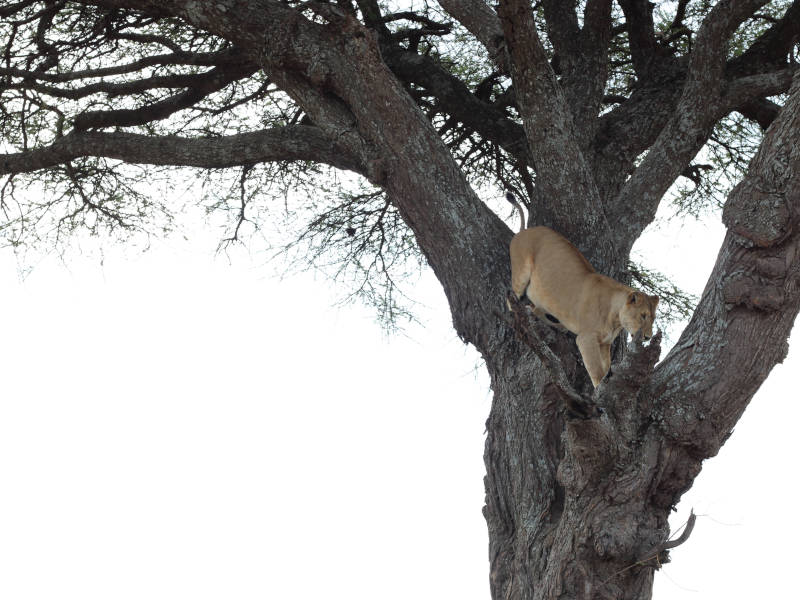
xmin=650 ymin=295 xmax=660 ymax=309
xmin=628 ymin=292 xmax=639 ymax=305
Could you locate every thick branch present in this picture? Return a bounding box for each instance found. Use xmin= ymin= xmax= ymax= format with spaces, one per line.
xmin=570 ymin=0 xmax=612 ymax=143
xmin=497 ymin=0 xmax=615 ymax=269
xmin=436 ymin=0 xmax=508 ymax=71
xmin=71 ymin=0 xmax=514 ymax=350
xmin=542 ymin=0 xmax=580 ymax=64
xmin=616 ymin=0 xmax=660 ymax=78
xmin=736 ymin=97 xmax=782 ymax=130
xmin=652 ymin=72 xmax=800 ymax=460
xmin=724 ymin=66 xmax=798 ymax=126
xmin=726 ymin=66 xmax=798 ymax=102
xmin=0 ymin=127 xmax=367 ymax=175
xmin=541 ymin=1 xmax=612 ymax=144
xmin=3 ymin=69 xmax=242 ymax=100
xmin=591 ymin=2 xmax=797 ymax=206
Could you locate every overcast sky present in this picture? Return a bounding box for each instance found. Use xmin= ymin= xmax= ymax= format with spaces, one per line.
xmin=1 ymin=206 xmax=797 ymax=599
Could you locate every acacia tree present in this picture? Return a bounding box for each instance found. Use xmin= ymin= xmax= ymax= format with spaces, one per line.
xmin=2 ymin=1 xmax=799 ymax=598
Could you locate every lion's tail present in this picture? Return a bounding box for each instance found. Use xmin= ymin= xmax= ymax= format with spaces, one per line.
xmin=505 ymin=191 xmax=526 ymax=232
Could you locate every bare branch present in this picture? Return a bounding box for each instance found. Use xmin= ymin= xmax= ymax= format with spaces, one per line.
xmin=0 ymin=49 xmax=241 ymax=82
xmin=218 ymin=164 xmax=254 ymax=249
xmin=72 ymin=60 xmax=258 ymax=130
xmin=671 ymin=0 xmax=691 ymax=31
xmin=0 ymin=1 xmax=39 ymax=18
xmin=109 ymin=30 xmax=186 ymax=55
xmin=632 ymin=510 xmax=697 ymax=566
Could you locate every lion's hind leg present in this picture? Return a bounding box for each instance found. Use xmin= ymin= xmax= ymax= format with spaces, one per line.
xmin=511 ymin=256 xmax=534 ymax=300
xmin=508 ymin=255 xmax=535 ymax=311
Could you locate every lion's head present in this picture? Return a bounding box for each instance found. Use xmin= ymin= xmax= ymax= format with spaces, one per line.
xmin=620 ymin=292 xmax=659 ymax=340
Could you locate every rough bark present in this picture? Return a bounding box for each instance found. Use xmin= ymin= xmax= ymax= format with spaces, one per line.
xmin=3 ymin=2 xmax=800 ymax=599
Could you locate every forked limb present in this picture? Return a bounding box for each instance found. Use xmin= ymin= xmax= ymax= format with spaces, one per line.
xmin=506 ymin=291 xmax=601 ymax=419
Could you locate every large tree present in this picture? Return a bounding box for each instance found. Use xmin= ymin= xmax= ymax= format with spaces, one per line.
xmin=2 ymin=1 xmax=799 ymax=598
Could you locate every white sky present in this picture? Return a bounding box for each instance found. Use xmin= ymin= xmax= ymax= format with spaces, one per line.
xmin=0 ymin=207 xmax=797 ymax=599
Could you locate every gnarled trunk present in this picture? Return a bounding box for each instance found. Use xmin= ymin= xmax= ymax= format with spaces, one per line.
xmin=482 ymin=318 xmax=677 ymax=600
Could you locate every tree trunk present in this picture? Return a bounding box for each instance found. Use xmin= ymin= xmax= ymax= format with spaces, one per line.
xmin=482 ymin=318 xmax=672 ymax=600
xmin=4 ymin=3 xmax=800 ymax=599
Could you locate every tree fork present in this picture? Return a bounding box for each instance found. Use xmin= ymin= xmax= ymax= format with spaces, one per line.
xmin=484 ymin=71 xmax=800 ymax=600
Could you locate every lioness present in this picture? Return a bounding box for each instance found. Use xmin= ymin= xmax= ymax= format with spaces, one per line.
xmin=506 ymin=192 xmax=658 ymax=387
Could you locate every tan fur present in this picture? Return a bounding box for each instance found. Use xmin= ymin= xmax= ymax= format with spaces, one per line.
xmin=508 ymin=208 xmax=658 ymax=387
